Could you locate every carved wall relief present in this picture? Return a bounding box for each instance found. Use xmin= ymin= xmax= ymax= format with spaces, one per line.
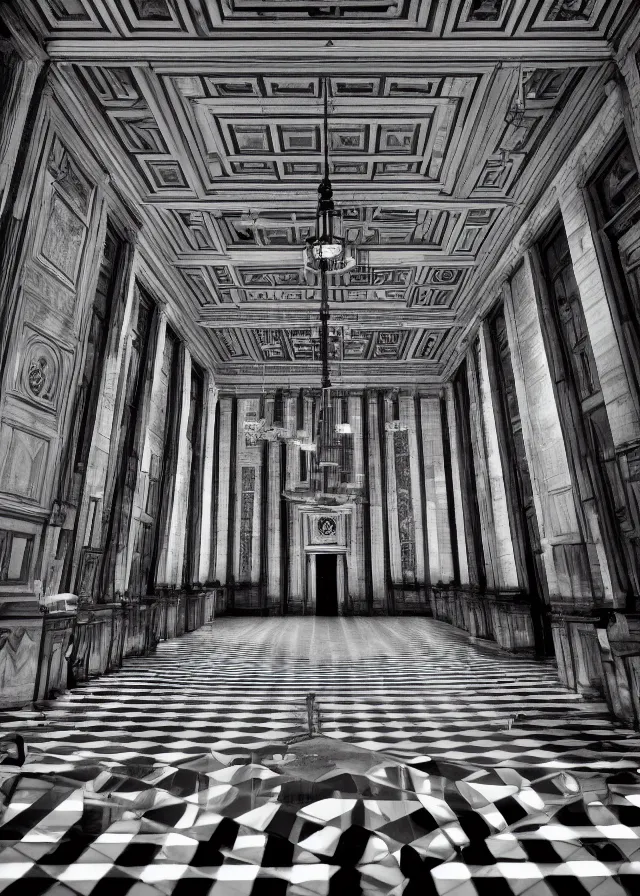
xmin=47 ymin=136 xmax=94 ymax=219
xmin=22 ymin=269 xmax=75 ymax=321
xmin=0 ymin=422 xmax=49 ymax=502
xmin=310 ymin=515 xmax=340 ymax=546
xmin=39 ymin=193 xmax=87 ymax=285
xmin=0 ymin=627 xmax=39 ymax=699
xmin=318 ymin=516 xmax=337 ymax=538
xmin=239 ymin=465 xmax=255 ymax=581
xmin=14 ymin=326 xmax=69 ymax=413
xmin=35 ymin=138 xmax=94 ymax=290
xmin=394 ymin=429 xmax=416 ymax=583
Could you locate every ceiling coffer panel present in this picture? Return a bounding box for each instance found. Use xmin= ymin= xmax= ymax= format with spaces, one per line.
xmin=170 ymin=74 xmax=479 ymax=193
xmin=26 ymin=0 xmax=627 ymax=36
xmin=209 ymin=326 xmax=451 ymax=364
xmin=25 ymin=0 xmax=632 ymax=385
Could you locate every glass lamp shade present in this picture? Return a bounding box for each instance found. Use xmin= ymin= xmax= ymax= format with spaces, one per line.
xmin=311 ymin=238 xmax=344 ymax=260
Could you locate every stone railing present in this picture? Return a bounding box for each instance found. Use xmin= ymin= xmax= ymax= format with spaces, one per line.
xmin=1 ymin=587 xmax=227 ymax=709
xmin=428 ymin=584 xmax=536 ymax=654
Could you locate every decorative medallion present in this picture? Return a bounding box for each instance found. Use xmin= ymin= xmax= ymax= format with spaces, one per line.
xmin=19 ymin=334 xmax=62 ymax=408
xmin=28 ymin=356 xmax=48 ymax=397
xmin=317 ymin=516 xmax=337 ymax=537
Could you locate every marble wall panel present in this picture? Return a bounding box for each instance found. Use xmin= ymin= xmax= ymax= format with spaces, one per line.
xmin=0 ymin=422 xmax=49 ymax=503
xmin=477 ymin=325 xmax=520 ymax=590
xmin=504 ymin=257 xmax=588 ymax=603
xmin=239 ymin=465 xmax=256 ymax=582
xmin=420 ymin=396 xmax=454 ymax=585
xmin=444 ymin=385 xmax=469 ymax=584
xmin=214 ymin=396 xmax=234 ymax=584
xmin=559 ymin=182 xmax=640 ymax=450
xmin=394 ymin=429 xmax=416 ymax=585
xmin=0 ymin=621 xmax=41 ymax=706
xmin=366 ymin=392 xmax=387 ymax=612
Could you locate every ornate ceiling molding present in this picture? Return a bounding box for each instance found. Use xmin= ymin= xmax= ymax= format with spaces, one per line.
xmin=46 ymin=37 xmax=613 ymax=64
xmin=15 ymin=0 xmax=637 ymax=387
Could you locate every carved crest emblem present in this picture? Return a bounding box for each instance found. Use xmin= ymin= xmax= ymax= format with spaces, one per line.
xmin=28 ymin=356 xmax=48 ymax=397
xmin=317 ymin=516 xmax=337 ymax=537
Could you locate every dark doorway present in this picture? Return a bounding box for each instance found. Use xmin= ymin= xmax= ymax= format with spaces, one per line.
xmin=316 ymin=554 xmax=338 ymax=616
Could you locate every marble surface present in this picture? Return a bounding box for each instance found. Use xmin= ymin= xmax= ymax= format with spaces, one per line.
xmin=1 ymin=617 xmax=640 ymax=894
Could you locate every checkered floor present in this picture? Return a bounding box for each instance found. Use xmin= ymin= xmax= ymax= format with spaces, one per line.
xmin=1 ymin=617 xmax=640 ymax=895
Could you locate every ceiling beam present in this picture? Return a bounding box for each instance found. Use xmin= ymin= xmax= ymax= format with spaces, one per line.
xmin=198 ymin=309 xmax=457 ymax=328
xmin=46 ymin=38 xmax=613 ymax=65
xmin=175 ymin=250 xmax=476 ymax=266
xmin=214 ymin=364 xmax=445 ymax=388
xmin=150 ymin=197 xmax=514 ymax=210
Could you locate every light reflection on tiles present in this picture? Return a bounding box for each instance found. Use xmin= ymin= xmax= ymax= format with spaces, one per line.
xmin=1 ymin=617 xmax=640 ymax=895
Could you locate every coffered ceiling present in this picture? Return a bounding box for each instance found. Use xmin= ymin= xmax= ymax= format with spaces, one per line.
xmin=18 ymin=0 xmax=636 ymax=386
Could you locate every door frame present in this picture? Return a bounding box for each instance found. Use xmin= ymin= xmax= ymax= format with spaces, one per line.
xmin=306 ymin=549 xmax=346 ymax=615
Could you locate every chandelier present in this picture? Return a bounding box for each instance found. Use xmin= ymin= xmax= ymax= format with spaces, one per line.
xmin=303 ymin=78 xmax=355 ymax=470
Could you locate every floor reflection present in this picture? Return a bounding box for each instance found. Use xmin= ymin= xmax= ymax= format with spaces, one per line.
xmin=1 ymin=733 xmax=640 ymax=895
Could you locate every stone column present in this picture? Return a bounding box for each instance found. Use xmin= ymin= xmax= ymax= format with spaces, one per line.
xmin=198 ymin=376 xmax=218 ymax=584
xmin=420 ymin=395 xmax=454 ymax=585
xmin=444 ymin=384 xmax=469 ymax=585
xmin=284 ymin=392 xmax=300 ymax=489
xmin=288 ymin=503 xmax=304 ymax=611
xmin=303 ymin=392 xmax=314 ymax=484
xmin=348 ymin=392 xmax=366 ymax=607
xmin=400 ymin=393 xmax=426 ymax=589
xmin=233 ymin=397 xmax=263 ymax=593
xmin=466 ymin=345 xmax=497 ymax=591
xmin=163 ymin=347 xmax=192 ymax=586
xmin=502 ymin=260 xmax=585 ymax=602
xmin=283 ymin=393 xmax=303 ymax=609
xmin=383 ymin=395 xmax=402 ymax=589
xmin=266 ymin=438 xmax=281 ymax=610
xmin=477 ymin=323 xmax=520 ymax=591
xmin=557 ymin=159 xmax=640 ymax=452
xmin=367 ymin=391 xmax=387 ymax=613
xmin=348 ymin=392 xmax=364 ymax=488
xmin=122 ymin=307 xmax=167 ymax=593
xmin=70 ymin=239 xmax=140 ymax=586
xmin=214 ymin=395 xmax=234 ymax=585
xmin=0 ymin=6 xmax=47 ymax=219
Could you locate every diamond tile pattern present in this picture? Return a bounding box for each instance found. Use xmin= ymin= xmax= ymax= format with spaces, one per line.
xmin=1 ymin=617 xmax=640 ymax=895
